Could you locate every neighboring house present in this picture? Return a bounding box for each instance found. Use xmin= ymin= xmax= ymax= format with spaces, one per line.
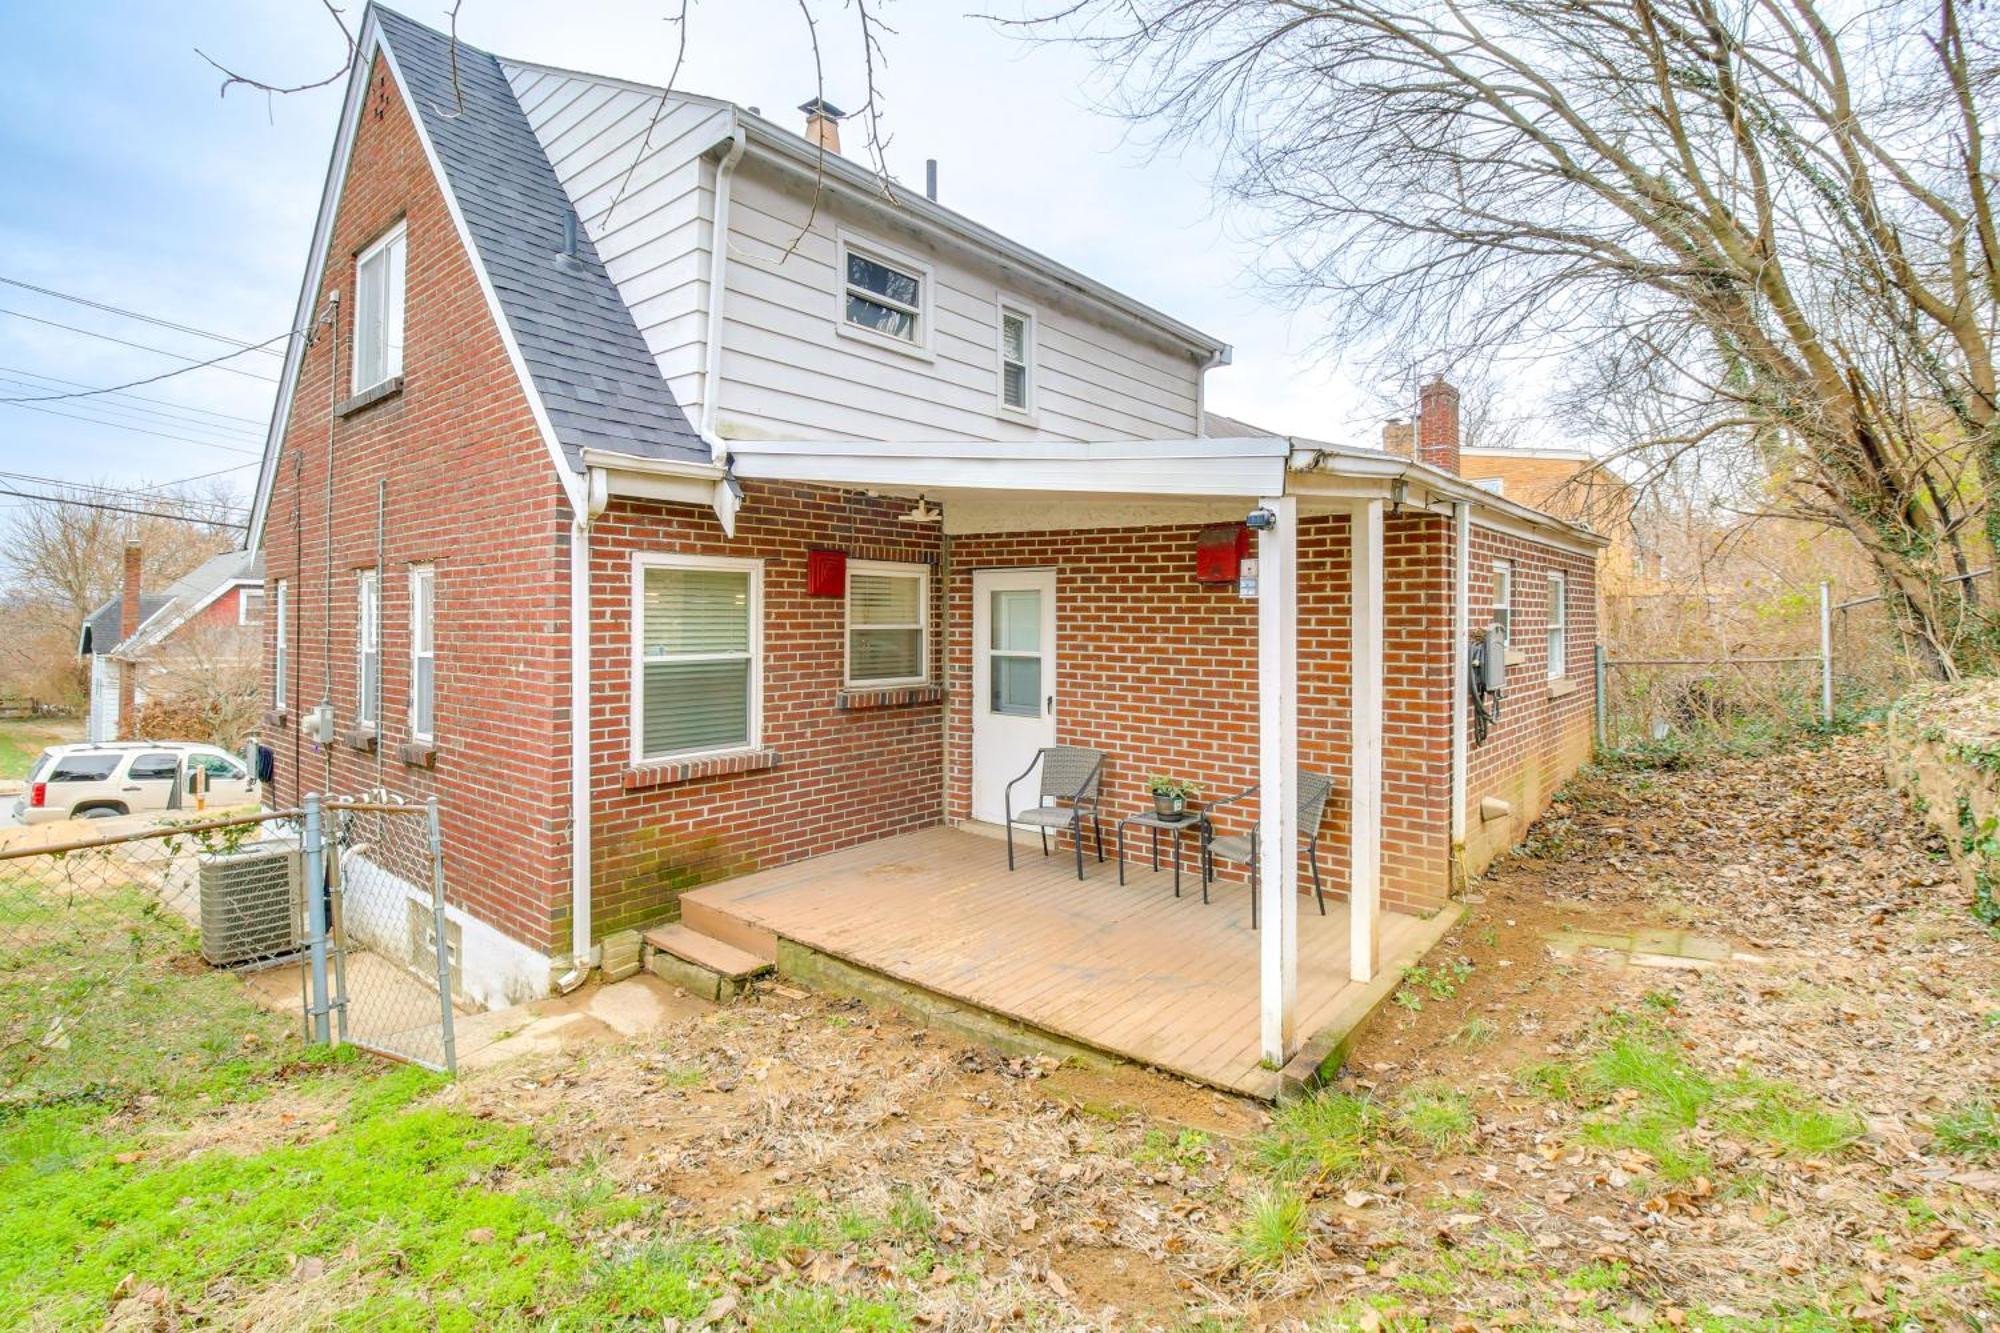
xmin=79 ymin=546 xmax=263 ymax=743
xmin=249 ymin=6 xmax=1605 ymax=1095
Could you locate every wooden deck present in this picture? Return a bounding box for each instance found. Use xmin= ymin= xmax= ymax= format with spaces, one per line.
xmin=680 ymin=826 xmax=1452 ymax=1098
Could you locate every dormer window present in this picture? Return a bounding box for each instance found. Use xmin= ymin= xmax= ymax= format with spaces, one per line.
xmin=837 ymin=233 xmax=931 ymax=356
xmin=353 ymin=221 xmax=407 ymax=392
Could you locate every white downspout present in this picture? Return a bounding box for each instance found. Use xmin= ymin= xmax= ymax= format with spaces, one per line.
xmin=700 ymin=124 xmax=748 ymax=458
xmin=563 ymin=470 xmax=611 ymax=989
xmin=1450 ymin=501 xmax=1471 ymax=878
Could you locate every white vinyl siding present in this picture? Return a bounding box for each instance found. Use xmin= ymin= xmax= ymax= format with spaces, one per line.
xmin=352 ymin=221 xmax=407 ymax=392
xmin=410 ymin=566 xmax=436 ymax=741
xmin=503 ymin=66 xmax=1205 ymax=444
xmin=273 ymin=580 xmax=288 ymax=711
xmin=998 ymin=301 xmax=1034 ymax=415
xmin=1491 ymin=560 xmax=1512 ymax=640
xmin=1546 ymin=570 xmax=1567 ymax=680
xmin=846 ymin=562 xmax=927 ymax=687
xmin=356 ymin=570 xmax=380 ymax=726
xmin=633 ymin=555 xmax=762 ymax=761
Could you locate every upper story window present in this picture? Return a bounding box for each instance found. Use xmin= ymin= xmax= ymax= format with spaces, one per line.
xmin=846 ymin=561 xmax=928 ymax=688
xmin=1546 ymin=570 xmax=1568 ymax=680
xmin=353 ymin=221 xmax=407 ymax=392
xmin=1491 ymin=559 xmax=1513 ymax=640
xmin=356 ymin=569 xmax=381 ymax=726
xmin=838 ymin=233 xmax=930 ymax=356
xmin=998 ymin=302 xmax=1035 ymax=415
xmin=1472 ymin=476 xmax=1505 ymax=496
xmin=634 ymin=555 xmax=762 ymax=761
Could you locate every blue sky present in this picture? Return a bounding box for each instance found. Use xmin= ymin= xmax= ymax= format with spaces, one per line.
xmin=0 ymin=0 xmax=1397 ymax=518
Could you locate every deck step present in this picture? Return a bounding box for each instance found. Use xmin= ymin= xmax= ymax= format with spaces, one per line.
xmin=641 ymin=924 xmax=773 ymax=1002
xmin=679 ymin=895 xmax=779 ymax=963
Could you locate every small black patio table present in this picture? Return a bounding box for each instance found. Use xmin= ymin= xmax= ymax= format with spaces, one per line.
xmin=1115 ymin=808 xmax=1209 ymax=898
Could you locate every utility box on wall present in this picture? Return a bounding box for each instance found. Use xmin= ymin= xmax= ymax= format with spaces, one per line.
xmin=1195 ymin=524 xmax=1251 ymax=585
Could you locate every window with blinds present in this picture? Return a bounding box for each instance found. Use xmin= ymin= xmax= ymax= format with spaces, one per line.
xmin=999 ymin=304 xmax=1033 ymax=412
xmin=353 ymin=221 xmax=406 ymax=392
xmin=410 ymin=565 xmax=436 ymax=740
xmin=846 ymin=562 xmax=927 ymax=687
xmin=637 ymin=559 xmax=760 ymax=760
xmin=355 ymin=569 xmax=380 ymax=725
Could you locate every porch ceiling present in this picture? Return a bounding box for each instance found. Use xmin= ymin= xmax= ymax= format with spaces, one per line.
xmin=679 ymin=826 xmax=1445 ymax=1099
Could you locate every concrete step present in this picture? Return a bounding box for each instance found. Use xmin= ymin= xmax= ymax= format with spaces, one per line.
xmin=640 ymin=923 xmax=774 ymax=1003
xmin=678 ymin=895 xmax=779 ymax=964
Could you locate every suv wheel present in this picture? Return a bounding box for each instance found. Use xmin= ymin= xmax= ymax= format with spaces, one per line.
xmin=77 ymin=804 xmax=127 ymax=819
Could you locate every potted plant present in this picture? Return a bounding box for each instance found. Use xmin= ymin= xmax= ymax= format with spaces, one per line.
xmin=1146 ymin=774 xmax=1202 ymax=819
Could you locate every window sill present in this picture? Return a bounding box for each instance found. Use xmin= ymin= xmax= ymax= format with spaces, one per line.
xmin=341 ymin=724 xmax=378 ymax=753
xmin=837 ymin=683 xmax=944 ymax=711
xmin=834 ymin=321 xmax=935 ymax=362
xmin=1547 ymin=677 xmax=1579 ymax=699
xmin=338 ymin=376 xmax=404 ymax=418
xmin=262 ymin=708 xmax=289 ymax=729
xmin=623 ymin=748 xmax=779 ymax=791
xmin=399 ymin=741 xmax=436 ymax=770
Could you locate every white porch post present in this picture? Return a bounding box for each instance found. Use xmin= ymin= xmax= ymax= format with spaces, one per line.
xmin=1257 ymin=494 xmax=1299 ymax=1066
xmin=1349 ymin=498 xmax=1384 ymax=984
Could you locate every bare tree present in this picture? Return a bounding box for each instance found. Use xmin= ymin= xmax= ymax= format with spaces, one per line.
xmin=3 ymin=484 xmax=238 ymax=625
xmin=1017 ymin=0 xmax=2000 ymax=677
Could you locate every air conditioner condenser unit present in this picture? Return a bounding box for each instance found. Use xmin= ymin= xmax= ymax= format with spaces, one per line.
xmin=197 ymin=843 xmax=305 ymax=968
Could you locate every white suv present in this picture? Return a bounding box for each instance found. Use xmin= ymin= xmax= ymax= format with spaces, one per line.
xmin=17 ymin=742 xmax=258 ymax=824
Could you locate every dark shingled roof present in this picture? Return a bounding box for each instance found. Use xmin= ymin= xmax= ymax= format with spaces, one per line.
xmin=79 ymin=593 xmax=171 ymax=657
xmin=375 ymin=8 xmax=708 ymax=470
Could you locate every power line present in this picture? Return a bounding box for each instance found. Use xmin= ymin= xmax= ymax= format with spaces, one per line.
xmin=0 ymin=275 xmax=286 ymax=359
xmin=0 ymin=376 xmax=265 ymax=443
xmin=0 ymin=399 xmax=262 ymax=455
xmin=0 ymin=468 xmax=248 ymax=512
xmin=0 ymin=364 xmax=270 ymax=427
xmin=0 ymin=486 xmax=247 ymax=530
xmin=0 ymin=307 xmax=284 ymax=387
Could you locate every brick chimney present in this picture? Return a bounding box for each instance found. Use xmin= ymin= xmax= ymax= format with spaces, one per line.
xmin=1381 ymin=418 xmax=1414 ymax=458
xmin=1416 ymin=376 xmax=1461 ymax=475
xmin=117 ymin=540 xmax=141 ymax=738
xmin=799 ymin=97 xmax=845 ymax=155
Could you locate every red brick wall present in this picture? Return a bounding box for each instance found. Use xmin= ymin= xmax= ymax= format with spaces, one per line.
xmin=1463 ymin=523 xmax=1598 ymax=873
xmin=258 ymin=53 xmax=573 ymax=953
xmin=584 ymin=483 xmax=946 ymax=936
xmin=944 ymin=511 xmax=1455 ymax=915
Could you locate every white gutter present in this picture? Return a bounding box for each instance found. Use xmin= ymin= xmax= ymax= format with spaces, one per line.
xmin=1449 ymin=501 xmax=1471 ymax=860
xmin=1300 ymin=444 xmax=1608 ymax=552
xmin=700 ymin=123 xmax=748 ymax=459
xmin=564 ymin=479 xmax=609 ymax=987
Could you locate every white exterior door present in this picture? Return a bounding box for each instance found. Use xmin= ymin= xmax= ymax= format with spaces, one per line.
xmin=971 ymin=568 xmax=1058 ymax=824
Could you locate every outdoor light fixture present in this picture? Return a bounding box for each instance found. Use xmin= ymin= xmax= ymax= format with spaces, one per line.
xmin=1244 ymin=506 xmax=1278 ymax=532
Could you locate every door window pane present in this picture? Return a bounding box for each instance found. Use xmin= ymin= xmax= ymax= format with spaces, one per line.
xmin=129 ymin=753 xmax=180 ymax=782
xmin=991 ymin=589 xmax=1041 ymax=653
xmin=990 ymin=655 xmax=1041 ymax=718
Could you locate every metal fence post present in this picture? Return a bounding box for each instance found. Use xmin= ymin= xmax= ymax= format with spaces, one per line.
xmin=1594 ymin=643 xmax=1608 ymax=752
xmin=302 ymin=792 xmax=332 ymax=1046
xmin=425 ymin=796 xmax=458 ymax=1074
xmin=1819 ymin=581 xmax=1834 ymax=726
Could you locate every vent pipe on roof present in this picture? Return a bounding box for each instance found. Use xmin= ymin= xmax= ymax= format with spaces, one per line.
xmin=925 ymin=159 xmax=938 ymax=202
xmin=558 ymin=209 xmax=580 ymax=264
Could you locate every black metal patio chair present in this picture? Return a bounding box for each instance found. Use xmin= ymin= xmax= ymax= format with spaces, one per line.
xmin=1004 ymin=746 xmax=1107 ymax=880
xmin=1200 ymin=771 xmax=1338 ymax=928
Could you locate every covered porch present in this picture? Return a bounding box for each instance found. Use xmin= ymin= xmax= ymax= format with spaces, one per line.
xmin=679 ymin=826 xmax=1457 ymax=1099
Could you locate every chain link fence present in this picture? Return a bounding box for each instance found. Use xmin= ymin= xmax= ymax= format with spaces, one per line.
xmin=1596 ymin=653 xmax=1830 ymax=753
xmin=0 ymin=795 xmax=456 ymax=1113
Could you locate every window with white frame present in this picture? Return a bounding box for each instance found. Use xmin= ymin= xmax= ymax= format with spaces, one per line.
xmin=1491 ymin=560 xmax=1513 ymax=640
xmin=410 ymin=565 xmax=436 ymax=741
xmin=1546 ymin=570 xmax=1567 ymax=679
xmin=273 ymin=580 xmax=289 ymax=711
xmin=635 ymin=556 xmax=760 ymax=761
xmin=839 ymin=236 xmax=926 ymax=348
xmin=238 ymin=588 xmax=265 ymax=626
xmin=352 ymin=221 xmax=407 ymax=392
xmin=998 ymin=303 xmax=1034 ymax=413
xmin=356 ymin=569 xmax=380 ymax=725
xmin=846 ymin=562 xmax=927 ymax=687
xmin=1472 ymin=476 xmax=1506 ymax=496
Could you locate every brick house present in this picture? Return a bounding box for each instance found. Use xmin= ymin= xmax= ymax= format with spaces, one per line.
xmin=249 ymin=7 xmax=1604 ymax=1092
xmin=80 ymin=546 xmax=263 ymax=743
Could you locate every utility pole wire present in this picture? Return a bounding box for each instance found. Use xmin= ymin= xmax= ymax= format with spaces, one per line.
xmin=0 ymin=276 xmax=284 ymax=359
xmin=0 ymin=488 xmax=247 ymax=531
xmin=0 ymin=324 xmax=299 ymax=403
xmin=0 ymin=401 xmax=263 ymax=456
xmin=0 ymin=365 xmax=270 ymax=427
xmin=0 ymin=376 xmax=266 ymax=441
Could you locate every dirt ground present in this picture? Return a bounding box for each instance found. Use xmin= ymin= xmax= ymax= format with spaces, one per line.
xmin=199 ymin=732 xmax=2000 ymax=1326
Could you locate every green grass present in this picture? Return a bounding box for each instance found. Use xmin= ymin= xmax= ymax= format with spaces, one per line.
xmin=1932 ymin=1097 xmax=1999 ymax=1161
xmin=0 ymin=716 xmax=80 ymax=781
xmin=1521 ymin=1018 xmax=1862 ymax=1187
xmin=1395 ymin=1087 xmax=1476 ymax=1153
xmin=1251 ymin=1091 xmax=1385 ymax=1181
xmin=1135 ymin=1126 xmax=1213 ymax=1169
xmin=1234 ymin=1186 xmax=1308 ymax=1269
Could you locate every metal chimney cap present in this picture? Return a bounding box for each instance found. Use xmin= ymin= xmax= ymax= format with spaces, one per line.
xmin=798 ymin=97 xmax=847 ymax=119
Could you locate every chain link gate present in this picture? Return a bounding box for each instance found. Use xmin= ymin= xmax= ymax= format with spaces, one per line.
xmin=308 ymin=795 xmax=458 ymax=1073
